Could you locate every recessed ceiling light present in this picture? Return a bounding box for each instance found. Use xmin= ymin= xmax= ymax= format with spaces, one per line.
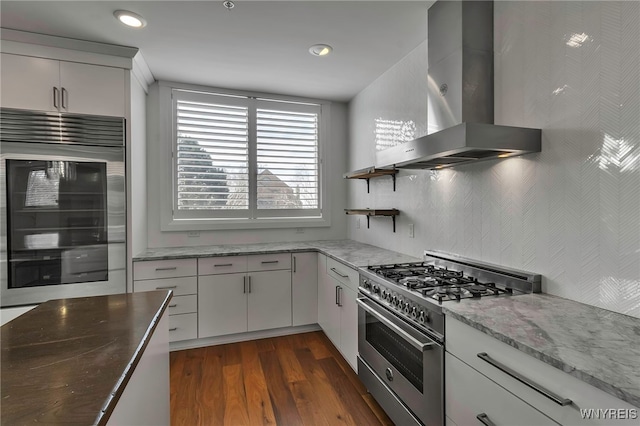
xmin=309 ymin=44 xmax=333 ymax=57
xmin=114 ymin=10 xmax=147 ymax=28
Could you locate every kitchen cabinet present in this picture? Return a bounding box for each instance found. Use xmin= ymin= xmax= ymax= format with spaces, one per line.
xmin=317 ymin=253 xmax=358 ymax=370
xmin=446 ymin=316 xmax=638 ymax=425
xmin=0 ymin=53 xmax=125 ymax=117
xmin=133 ymin=259 xmax=198 ymax=342
xmin=198 ymin=253 xmax=292 ymax=339
xmin=291 ymin=252 xmax=318 ymax=326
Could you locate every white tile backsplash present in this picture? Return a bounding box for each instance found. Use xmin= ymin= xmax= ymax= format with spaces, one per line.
xmin=348 ymin=1 xmax=640 ymax=318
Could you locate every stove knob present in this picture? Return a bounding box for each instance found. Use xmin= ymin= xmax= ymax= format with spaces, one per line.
xmin=411 ymin=306 xmax=418 ymax=318
xmin=418 ymin=311 xmax=426 ymax=323
xmin=362 ymin=279 xmax=372 ymax=290
xmin=391 ymin=295 xmax=398 ymax=306
xmin=381 ymin=289 xmax=388 ymax=300
xmin=403 ymin=302 xmax=410 ymax=314
xmin=372 ymin=285 xmax=380 ymax=294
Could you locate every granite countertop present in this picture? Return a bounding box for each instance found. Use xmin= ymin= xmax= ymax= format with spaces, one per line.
xmin=133 ymin=239 xmax=421 ymax=269
xmin=443 ymin=293 xmax=640 ymax=408
xmin=1 ymin=291 xmax=172 ymax=425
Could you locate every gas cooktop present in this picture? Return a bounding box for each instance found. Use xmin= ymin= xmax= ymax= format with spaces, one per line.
xmin=368 ymin=262 xmax=513 ymax=303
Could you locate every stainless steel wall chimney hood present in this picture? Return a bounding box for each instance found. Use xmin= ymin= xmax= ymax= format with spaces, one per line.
xmin=376 ymin=0 xmax=541 ymax=170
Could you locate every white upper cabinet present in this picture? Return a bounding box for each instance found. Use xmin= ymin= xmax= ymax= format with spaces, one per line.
xmin=1 ymin=53 xmax=125 ymax=117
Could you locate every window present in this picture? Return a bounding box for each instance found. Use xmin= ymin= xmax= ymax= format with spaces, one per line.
xmin=171 ymin=89 xmax=323 ymax=226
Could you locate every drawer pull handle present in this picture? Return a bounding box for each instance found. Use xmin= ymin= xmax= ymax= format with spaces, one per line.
xmin=169 ymin=327 xmax=178 ymax=331
xmin=155 ymin=266 xmax=178 ymax=271
xmin=156 ymin=285 xmax=177 ymax=290
xmin=214 ymin=263 xmax=233 ymax=267
xmin=330 ymin=267 xmax=349 ymax=278
xmin=168 ymin=304 xmax=177 ymax=308
xmin=261 ymin=260 xmax=279 ymax=264
xmin=477 ymin=352 xmax=572 ymax=406
xmin=476 ymin=413 xmax=495 ymax=426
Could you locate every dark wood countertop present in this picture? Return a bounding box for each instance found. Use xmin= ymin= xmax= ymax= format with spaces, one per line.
xmin=1 ymin=291 xmax=172 ymax=425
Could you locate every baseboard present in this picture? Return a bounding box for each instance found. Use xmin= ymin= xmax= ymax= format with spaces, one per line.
xmin=169 ymin=323 xmax=322 ymax=352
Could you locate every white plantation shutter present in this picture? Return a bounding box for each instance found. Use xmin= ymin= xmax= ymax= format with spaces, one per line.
xmin=256 ymin=103 xmax=320 ymax=214
xmin=172 ymin=89 xmax=322 ymax=221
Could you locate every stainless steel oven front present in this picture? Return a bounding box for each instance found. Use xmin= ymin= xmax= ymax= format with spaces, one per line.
xmin=1 ymin=109 xmax=126 ymax=307
xmin=357 ymin=295 xmax=443 ymax=426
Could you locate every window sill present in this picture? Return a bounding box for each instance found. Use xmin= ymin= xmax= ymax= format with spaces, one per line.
xmin=161 ymin=216 xmax=331 ymax=232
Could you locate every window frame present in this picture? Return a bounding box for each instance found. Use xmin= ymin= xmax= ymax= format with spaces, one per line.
xmin=158 ymin=82 xmax=331 ymax=231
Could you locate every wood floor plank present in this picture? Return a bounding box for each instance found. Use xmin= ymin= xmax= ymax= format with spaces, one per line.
xmin=223 ymin=364 xmax=251 ymax=425
xmin=201 ymin=345 xmax=225 ymax=426
xmin=319 ymin=356 xmax=390 ymax=425
xmin=295 ymin=347 xmax=357 ymax=425
xmin=222 ymin=341 xmax=243 ymax=366
xmin=275 ymin=335 xmax=307 ymax=383
xmin=303 ymin=331 xmax=333 ymax=359
xmin=239 ymin=340 xmax=277 ymax=425
xmin=255 ymin=336 xmax=276 ymax=352
xmin=288 ymin=379 xmax=332 ymax=426
xmin=315 ymin=331 xmax=368 ymax=395
xmin=258 ymin=350 xmax=304 ymax=425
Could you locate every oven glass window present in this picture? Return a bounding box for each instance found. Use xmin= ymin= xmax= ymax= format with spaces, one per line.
xmin=6 ymin=160 xmax=109 ymax=288
xmin=365 ymin=312 xmax=424 ymax=392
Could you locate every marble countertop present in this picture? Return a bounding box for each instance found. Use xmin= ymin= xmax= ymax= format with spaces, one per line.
xmin=443 ymin=293 xmax=640 ymax=408
xmin=133 ymin=239 xmax=421 ymax=269
xmin=1 ymin=291 xmax=172 ymax=425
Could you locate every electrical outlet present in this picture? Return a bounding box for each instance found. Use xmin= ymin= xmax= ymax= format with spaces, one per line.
xmin=408 ymin=224 xmax=414 ymax=238
xmin=295 ymin=228 xmax=305 ymax=234
xmin=187 ymin=231 xmax=200 ymax=238
xmin=356 ymin=218 xmax=361 ymax=229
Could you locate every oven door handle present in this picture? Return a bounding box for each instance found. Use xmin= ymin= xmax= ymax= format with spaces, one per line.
xmin=357 ymin=297 xmax=437 ymax=351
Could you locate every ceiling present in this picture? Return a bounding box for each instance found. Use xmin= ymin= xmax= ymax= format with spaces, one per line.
xmin=0 ymin=1 xmax=431 ymax=102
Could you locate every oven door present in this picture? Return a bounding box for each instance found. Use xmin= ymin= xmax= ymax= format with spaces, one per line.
xmin=1 ymin=141 xmax=125 ymax=307
xmin=357 ymin=296 xmax=443 ymax=426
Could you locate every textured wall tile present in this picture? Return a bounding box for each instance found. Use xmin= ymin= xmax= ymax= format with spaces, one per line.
xmin=348 ymin=1 xmax=640 ymax=318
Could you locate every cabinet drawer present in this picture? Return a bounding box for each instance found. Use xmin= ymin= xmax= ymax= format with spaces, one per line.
xmin=167 ymin=295 xmax=197 ymax=315
xmin=133 ymin=277 xmax=197 ymax=296
xmin=446 ymin=316 xmax=638 ymax=425
xmin=198 ymin=256 xmax=247 ymax=275
xmin=326 ymin=257 xmax=358 ymax=291
xmin=168 ymin=313 xmax=197 ymax=342
xmin=134 ymin=259 xmax=196 ymax=280
xmin=446 ymin=353 xmax=556 ymax=426
xmin=247 ymin=253 xmax=291 ymax=271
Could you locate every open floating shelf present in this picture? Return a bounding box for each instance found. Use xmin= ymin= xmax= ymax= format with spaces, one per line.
xmin=343 ymin=167 xmax=397 ymax=193
xmin=345 ymin=209 xmax=400 ymax=232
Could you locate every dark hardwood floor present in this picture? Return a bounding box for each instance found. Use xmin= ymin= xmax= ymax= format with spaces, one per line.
xmin=170 ymin=331 xmax=393 ymax=425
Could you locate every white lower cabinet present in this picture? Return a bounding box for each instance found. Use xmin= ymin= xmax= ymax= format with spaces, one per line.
xmin=446 ymin=353 xmax=557 ymax=426
xmin=198 ymin=273 xmax=247 ymax=337
xmin=198 ymin=255 xmax=292 ymax=339
xmin=317 ymin=253 xmax=358 ymax=370
xmin=291 ymin=252 xmax=318 ymax=326
xmin=446 ymin=316 xmax=638 ymax=426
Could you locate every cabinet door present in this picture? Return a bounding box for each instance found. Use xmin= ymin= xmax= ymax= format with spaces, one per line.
xmin=247 ymin=270 xmax=292 ymax=332
xmin=292 ymin=252 xmax=318 ymax=326
xmin=339 ymin=285 xmax=358 ymax=371
xmin=59 ymin=61 xmax=125 ymax=117
xmin=1 ymin=53 xmax=59 ymax=112
xmin=318 ymin=273 xmax=341 ymax=347
xmin=198 ymin=273 xmax=247 ymax=338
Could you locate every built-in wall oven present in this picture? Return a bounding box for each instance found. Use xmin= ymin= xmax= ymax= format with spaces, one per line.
xmin=1 ymin=108 xmax=126 ymax=307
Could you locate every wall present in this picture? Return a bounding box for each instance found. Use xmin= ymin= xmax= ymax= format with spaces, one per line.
xmin=348 ymin=1 xmax=640 ymax=318
xmin=144 ymin=85 xmax=348 ymax=249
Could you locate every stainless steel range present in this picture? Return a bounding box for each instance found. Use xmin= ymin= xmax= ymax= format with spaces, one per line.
xmin=357 ymin=250 xmax=541 ymax=426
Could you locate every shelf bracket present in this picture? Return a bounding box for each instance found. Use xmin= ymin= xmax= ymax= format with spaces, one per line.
xmin=392 ymin=170 xmax=396 ymax=192
xmin=367 ymin=216 xmax=370 ymax=228
xmin=392 ymin=215 xmax=396 ymax=233
xmin=366 ymin=178 xmax=370 ymax=193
